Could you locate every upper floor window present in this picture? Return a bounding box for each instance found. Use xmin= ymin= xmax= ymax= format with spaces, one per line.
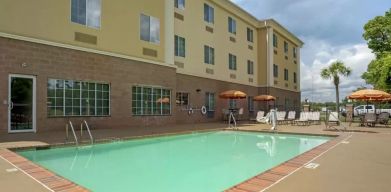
xmin=140 ymin=14 xmax=160 ymax=44
xmin=175 ymin=0 xmax=185 ymax=10
xmin=228 ymin=17 xmax=236 ymax=34
xmin=293 ymin=47 xmax=297 ymax=58
xmin=229 ymin=54 xmax=237 ymax=70
xmin=204 ymin=45 xmax=215 ymax=64
xmin=284 ymin=41 xmax=288 ymax=54
xmin=71 ymin=0 xmax=101 ymax=29
xmin=273 ymin=34 xmax=278 ymax=48
xmin=294 ymin=72 xmax=297 ymax=83
xmin=204 ymin=4 xmax=214 ymax=24
xmin=273 ymin=64 xmax=278 ymax=77
xmin=247 ymin=28 xmax=254 ymax=42
xmin=175 ymin=35 xmax=186 ymax=57
xmin=247 ymin=60 xmax=254 ymax=75
xmin=284 ymin=69 xmax=289 ymax=81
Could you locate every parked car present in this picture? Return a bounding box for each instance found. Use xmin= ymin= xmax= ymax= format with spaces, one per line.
xmin=353 ymin=105 xmax=391 ymax=117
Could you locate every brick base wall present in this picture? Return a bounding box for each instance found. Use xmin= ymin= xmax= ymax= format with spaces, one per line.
xmin=0 ymin=37 xmax=301 ymax=134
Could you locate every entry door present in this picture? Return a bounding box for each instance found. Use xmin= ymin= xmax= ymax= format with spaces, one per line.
xmin=8 ymin=74 xmax=36 ymax=133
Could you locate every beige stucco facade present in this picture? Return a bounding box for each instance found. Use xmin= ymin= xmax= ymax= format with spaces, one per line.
xmin=0 ymin=0 xmax=167 ymax=63
xmin=0 ymin=0 xmax=304 ymax=133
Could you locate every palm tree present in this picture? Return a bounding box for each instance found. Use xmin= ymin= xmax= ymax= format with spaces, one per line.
xmin=321 ymin=61 xmax=352 ymax=116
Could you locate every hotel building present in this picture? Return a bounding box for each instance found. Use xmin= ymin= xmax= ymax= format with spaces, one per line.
xmin=0 ymin=0 xmax=303 ymax=133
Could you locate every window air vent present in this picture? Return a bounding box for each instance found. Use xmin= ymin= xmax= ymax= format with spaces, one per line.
xmin=205 ymin=26 xmax=214 ymax=33
xmin=174 ymin=12 xmax=184 ymax=21
xmin=74 ymin=32 xmax=97 ymax=45
xmin=143 ymin=48 xmax=158 ymax=57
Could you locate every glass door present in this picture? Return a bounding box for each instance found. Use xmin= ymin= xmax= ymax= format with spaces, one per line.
xmin=8 ymin=74 xmax=36 ymax=133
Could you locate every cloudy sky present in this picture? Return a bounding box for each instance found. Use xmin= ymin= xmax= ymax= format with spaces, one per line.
xmin=231 ymin=0 xmax=391 ymax=102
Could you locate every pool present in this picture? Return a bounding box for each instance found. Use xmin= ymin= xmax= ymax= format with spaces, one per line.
xmin=18 ymin=131 xmax=329 ymax=192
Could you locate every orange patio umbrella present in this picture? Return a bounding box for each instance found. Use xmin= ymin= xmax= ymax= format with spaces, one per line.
xmin=254 ymin=95 xmax=276 ymax=111
xmin=253 ymin=95 xmax=276 ymax=101
xmin=156 ymin=97 xmax=170 ymax=104
xmin=347 ymin=89 xmax=391 ymax=101
xmin=219 ymin=90 xmax=247 ymax=99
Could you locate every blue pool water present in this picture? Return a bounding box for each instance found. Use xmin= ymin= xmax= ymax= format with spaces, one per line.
xmin=19 ymin=131 xmax=329 ymax=192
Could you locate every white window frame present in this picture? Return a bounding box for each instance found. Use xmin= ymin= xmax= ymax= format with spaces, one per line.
xmin=140 ymin=14 xmax=160 ymax=44
xmin=175 ymin=0 xmax=185 ymax=10
xmin=229 ymin=54 xmax=237 ymax=70
xmin=247 ymin=28 xmax=254 ymax=42
xmin=247 ymin=60 xmax=254 ymax=75
xmin=70 ymin=0 xmax=101 ymax=29
xmin=228 ymin=17 xmax=236 ymax=34
xmin=204 ymin=45 xmax=215 ymax=65
xmin=204 ymin=4 xmax=214 ymax=24
xmin=175 ymin=35 xmax=186 ymax=57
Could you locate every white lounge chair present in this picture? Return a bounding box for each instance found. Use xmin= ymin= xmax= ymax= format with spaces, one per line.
xmin=257 ymin=112 xmax=271 ymax=124
xmin=250 ymin=111 xmax=263 ymax=121
xmin=276 ymin=111 xmax=287 ymax=124
xmin=286 ymin=111 xmax=296 ymax=124
xmin=328 ymin=112 xmax=339 ymax=125
xmin=309 ymin=112 xmax=321 ymax=125
xmin=294 ymin=112 xmax=309 ymax=126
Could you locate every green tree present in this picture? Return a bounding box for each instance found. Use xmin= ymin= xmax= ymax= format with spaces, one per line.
xmin=363 ymin=9 xmax=391 ymax=58
xmin=321 ymin=61 xmax=352 ymax=116
xmin=362 ymin=54 xmax=391 ymax=91
xmin=362 ymin=9 xmax=391 ymax=90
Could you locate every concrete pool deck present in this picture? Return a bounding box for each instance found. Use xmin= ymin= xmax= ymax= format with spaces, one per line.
xmin=0 ymin=122 xmax=390 ymax=192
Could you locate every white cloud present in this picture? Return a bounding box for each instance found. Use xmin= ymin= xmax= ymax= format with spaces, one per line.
xmin=300 ymin=39 xmax=375 ymax=102
xmin=229 ymin=0 xmax=386 ymax=103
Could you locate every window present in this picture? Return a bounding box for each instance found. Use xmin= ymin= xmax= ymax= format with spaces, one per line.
xmin=140 ymin=14 xmax=160 ymax=44
xmin=175 ymin=35 xmax=186 ymax=57
xmin=273 ymin=34 xmax=278 ymax=48
xmin=175 ymin=0 xmax=185 ymax=10
xmin=228 ymin=17 xmax=236 ymax=34
xmin=132 ymin=86 xmax=171 ymax=116
xmin=247 ymin=28 xmax=254 ymax=42
xmin=205 ymin=92 xmax=215 ymax=111
xmin=294 ymin=72 xmax=297 ymax=83
xmin=176 ymin=92 xmax=189 ymax=106
xmin=47 ymin=79 xmax=110 ymax=117
xmin=293 ymin=47 xmax=297 ymax=58
xmin=247 ymin=60 xmax=254 ymax=75
xmin=229 ymin=54 xmax=237 ymax=70
xmin=248 ymin=96 xmax=254 ymax=112
xmin=71 ymin=0 xmax=101 ymax=28
xmin=273 ymin=64 xmax=278 ymax=78
xmin=284 ymin=41 xmax=288 ymax=54
xmin=285 ymin=98 xmax=290 ymax=110
xmin=204 ymin=45 xmax=215 ymax=64
xmin=229 ymin=99 xmax=237 ymax=109
xmin=204 ymin=4 xmax=214 ymax=24
xmin=284 ymin=69 xmax=289 ymax=81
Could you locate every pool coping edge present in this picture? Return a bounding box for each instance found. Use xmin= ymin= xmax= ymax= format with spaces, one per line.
xmin=225 ymin=133 xmax=352 ymax=192
xmin=0 ymin=130 xmax=349 ymax=192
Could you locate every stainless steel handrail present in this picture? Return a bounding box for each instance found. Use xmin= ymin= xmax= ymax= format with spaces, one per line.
xmin=228 ymin=112 xmax=237 ymax=130
xmin=81 ymin=120 xmax=94 ymax=145
xmin=66 ymin=121 xmax=78 ymax=145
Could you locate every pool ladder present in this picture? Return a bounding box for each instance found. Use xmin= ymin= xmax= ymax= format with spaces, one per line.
xmin=65 ymin=120 xmax=94 ymax=145
xmin=81 ymin=120 xmax=94 ymax=145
